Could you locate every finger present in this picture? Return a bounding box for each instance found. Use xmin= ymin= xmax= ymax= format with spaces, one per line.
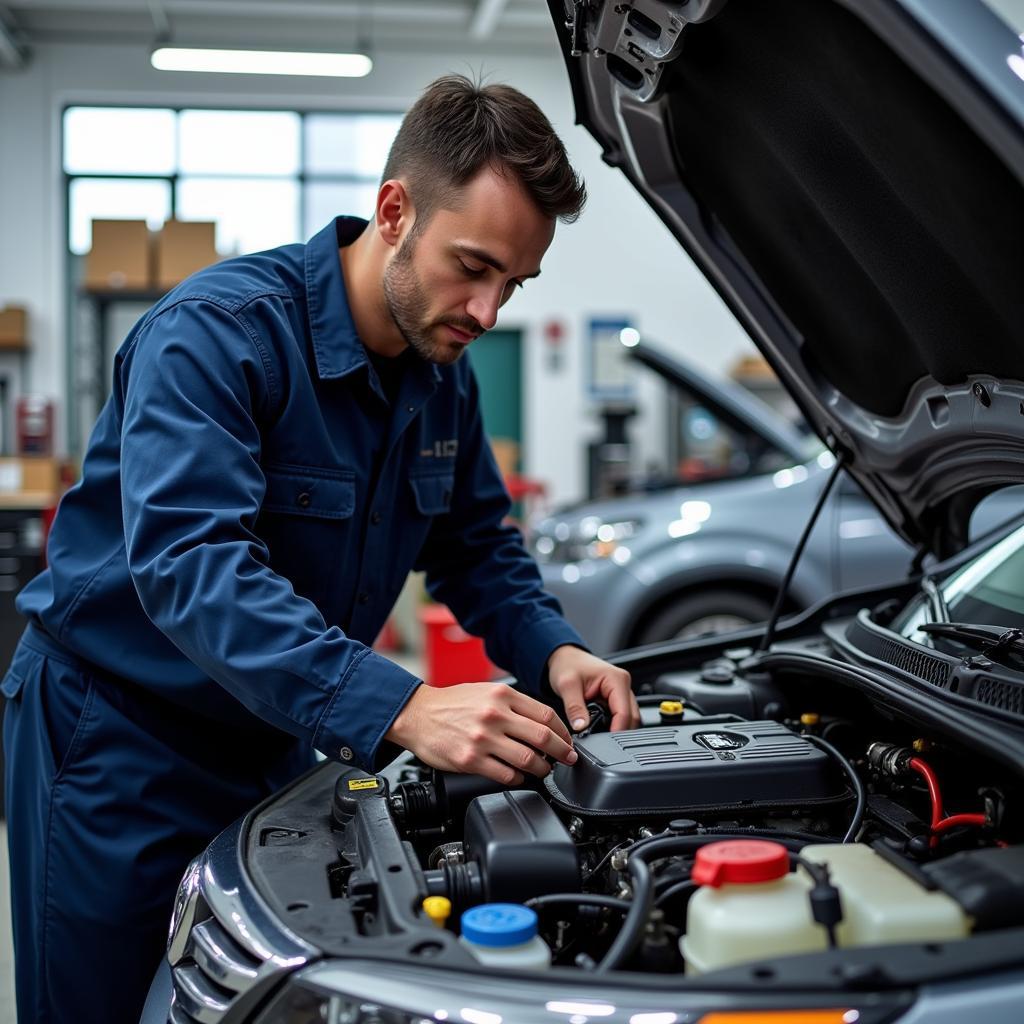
xmin=605 ymin=676 xmax=637 ymax=731
xmin=504 ymin=712 xmax=578 ymax=766
xmin=552 ymin=672 xmax=590 ymax=732
xmin=508 ymin=692 xmax=574 ymax=746
xmin=476 ymin=756 xmax=526 ymax=787
xmin=491 ymin=736 xmax=553 ymax=779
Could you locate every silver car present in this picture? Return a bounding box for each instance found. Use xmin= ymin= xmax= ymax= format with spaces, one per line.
xmin=532 ymin=343 xmax=918 ymax=651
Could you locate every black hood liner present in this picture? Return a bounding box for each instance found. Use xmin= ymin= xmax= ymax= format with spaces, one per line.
xmin=665 ymin=0 xmax=1024 ymax=418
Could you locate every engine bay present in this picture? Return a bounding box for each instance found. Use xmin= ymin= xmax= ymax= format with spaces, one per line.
xmin=289 ymin=646 xmax=1024 ymax=978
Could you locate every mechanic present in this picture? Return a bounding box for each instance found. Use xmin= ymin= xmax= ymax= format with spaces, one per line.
xmin=2 ymin=75 xmax=639 ymax=1023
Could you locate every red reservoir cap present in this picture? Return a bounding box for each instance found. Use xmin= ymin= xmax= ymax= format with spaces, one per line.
xmin=691 ymin=840 xmax=790 ymax=887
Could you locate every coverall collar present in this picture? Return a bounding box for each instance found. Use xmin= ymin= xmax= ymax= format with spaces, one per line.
xmin=304 ymin=216 xmax=441 ymax=390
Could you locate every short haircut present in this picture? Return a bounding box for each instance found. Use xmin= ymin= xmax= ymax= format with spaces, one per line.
xmin=382 ymin=74 xmax=586 ymax=225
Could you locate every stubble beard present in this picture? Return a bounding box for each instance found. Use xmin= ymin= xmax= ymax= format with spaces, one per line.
xmin=382 ymin=231 xmax=480 ymax=366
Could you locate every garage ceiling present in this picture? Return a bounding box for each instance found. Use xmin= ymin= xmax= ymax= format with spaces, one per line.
xmin=0 ymin=0 xmax=553 ymax=64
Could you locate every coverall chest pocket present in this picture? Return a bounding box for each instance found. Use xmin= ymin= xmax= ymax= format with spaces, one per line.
xmin=409 ymin=471 xmax=455 ymax=517
xmin=401 ymin=469 xmax=455 ymax=584
xmin=258 ymin=465 xmax=358 ymax=612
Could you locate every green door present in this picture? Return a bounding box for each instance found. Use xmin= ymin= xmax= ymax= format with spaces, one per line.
xmin=468 ymin=328 xmax=523 ymax=467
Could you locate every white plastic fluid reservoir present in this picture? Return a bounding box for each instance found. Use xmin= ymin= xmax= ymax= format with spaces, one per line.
xmin=801 ymin=843 xmax=970 ymax=946
xmin=459 ymin=904 xmax=551 ymax=969
xmin=681 ymin=840 xmax=973 ymax=975
xmin=681 ymin=840 xmax=825 ymax=974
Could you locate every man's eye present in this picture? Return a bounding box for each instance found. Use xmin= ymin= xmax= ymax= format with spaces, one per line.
xmin=459 ymin=260 xmax=485 ymax=277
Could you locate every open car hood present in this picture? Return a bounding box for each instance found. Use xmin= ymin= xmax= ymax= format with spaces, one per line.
xmin=549 ymin=0 xmax=1024 ymax=558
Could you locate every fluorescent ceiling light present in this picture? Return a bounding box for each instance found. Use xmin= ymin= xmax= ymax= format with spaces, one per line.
xmin=151 ymin=47 xmax=372 ymax=78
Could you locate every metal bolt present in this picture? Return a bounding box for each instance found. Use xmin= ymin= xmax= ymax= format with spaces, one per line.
xmin=610 ymin=850 xmax=629 ymax=872
xmin=973 ymin=382 xmax=992 ymax=407
xmin=568 ymin=816 xmax=585 ymax=839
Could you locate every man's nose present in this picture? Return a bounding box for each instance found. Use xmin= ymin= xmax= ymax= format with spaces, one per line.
xmin=465 ymin=289 xmax=501 ymax=332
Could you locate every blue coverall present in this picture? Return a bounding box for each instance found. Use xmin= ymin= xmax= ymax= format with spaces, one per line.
xmin=2 ymin=216 xmax=583 ymax=1022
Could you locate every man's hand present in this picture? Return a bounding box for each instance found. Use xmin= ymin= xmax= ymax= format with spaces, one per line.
xmin=385 ymin=682 xmax=578 ymax=785
xmin=547 ymin=645 xmax=640 ymax=732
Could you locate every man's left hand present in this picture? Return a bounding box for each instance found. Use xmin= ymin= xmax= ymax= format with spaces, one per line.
xmin=547 ymin=645 xmax=640 ymax=733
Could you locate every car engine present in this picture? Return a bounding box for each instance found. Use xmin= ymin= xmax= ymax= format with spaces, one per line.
xmin=313 ymin=664 xmax=1024 ymax=976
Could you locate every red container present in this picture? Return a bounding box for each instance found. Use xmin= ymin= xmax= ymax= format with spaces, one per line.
xmin=418 ymin=604 xmax=499 ymax=687
xmin=17 ymin=395 xmax=55 ymax=456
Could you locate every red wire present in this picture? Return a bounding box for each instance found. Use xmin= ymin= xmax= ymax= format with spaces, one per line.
xmin=909 ymin=756 xmax=990 ymax=842
xmin=909 ymin=757 xmax=944 ymax=828
xmin=932 ymin=813 xmax=988 ymax=835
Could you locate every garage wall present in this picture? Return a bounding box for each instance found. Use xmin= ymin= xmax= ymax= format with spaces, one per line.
xmin=0 ymin=38 xmax=755 ymax=505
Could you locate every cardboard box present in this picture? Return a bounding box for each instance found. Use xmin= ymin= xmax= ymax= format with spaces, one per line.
xmin=155 ymin=219 xmax=218 ymax=290
xmin=85 ymin=219 xmax=152 ymax=291
xmin=0 ymin=456 xmax=62 ymax=499
xmin=0 ymin=305 xmax=28 ymax=349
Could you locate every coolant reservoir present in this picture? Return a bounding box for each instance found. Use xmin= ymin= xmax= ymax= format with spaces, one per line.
xmin=681 ymin=840 xmax=825 ymax=974
xmin=458 ymin=904 xmax=551 ymax=969
xmin=801 ymin=843 xmax=970 ymax=946
xmin=681 ymin=840 xmax=972 ymax=975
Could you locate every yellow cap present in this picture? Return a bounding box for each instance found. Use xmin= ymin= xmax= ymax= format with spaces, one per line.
xmin=800 ymin=712 xmax=820 ymax=726
xmin=422 ymin=896 xmax=451 ymax=928
xmin=912 ymin=738 xmax=930 ymax=752
xmin=659 ymin=700 xmax=684 ymax=716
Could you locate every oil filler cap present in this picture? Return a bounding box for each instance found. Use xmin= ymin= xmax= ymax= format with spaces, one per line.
xmin=691 ymin=840 xmax=789 ymax=888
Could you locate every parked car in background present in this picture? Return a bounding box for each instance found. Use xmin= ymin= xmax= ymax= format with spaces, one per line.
xmin=530 ymin=340 xmax=917 ymax=651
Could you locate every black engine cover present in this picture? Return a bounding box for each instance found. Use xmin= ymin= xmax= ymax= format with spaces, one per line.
xmin=545 ymin=721 xmax=845 ymax=818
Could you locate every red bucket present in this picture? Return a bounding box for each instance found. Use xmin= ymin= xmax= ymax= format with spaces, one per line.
xmin=418 ymin=604 xmax=499 ymax=687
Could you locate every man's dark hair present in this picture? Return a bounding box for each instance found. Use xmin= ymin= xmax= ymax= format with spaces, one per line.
xmin=382 ymin=74 xmax=586 ymax=225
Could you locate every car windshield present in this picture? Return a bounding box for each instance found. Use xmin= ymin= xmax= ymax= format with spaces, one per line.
xmin=894 ymin=522 xmax=1024 ymax=651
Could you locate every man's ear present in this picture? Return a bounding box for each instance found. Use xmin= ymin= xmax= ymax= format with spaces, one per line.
xmin=375 ymin=179 xmax=414 ymax=249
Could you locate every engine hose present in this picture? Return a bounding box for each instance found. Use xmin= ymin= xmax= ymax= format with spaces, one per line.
xmin=596 ymin=832 xmax=841 ymax=972
xmin=527 ymin=893 xmax=631 ymax=913
xmin=803 ymin=733 xmax=865 ymax=843
xmin=596 ymin=835 xmax=720 ymax=973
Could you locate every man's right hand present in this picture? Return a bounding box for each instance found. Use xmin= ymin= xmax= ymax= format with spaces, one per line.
xmin=384 ymin=683 xmax=578 ymax=785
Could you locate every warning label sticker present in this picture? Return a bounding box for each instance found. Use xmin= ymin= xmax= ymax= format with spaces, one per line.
xmin=347 ymin=778 xmax=380 ymax=791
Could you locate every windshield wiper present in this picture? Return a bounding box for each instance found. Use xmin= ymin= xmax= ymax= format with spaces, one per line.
xmin=918 ymin=621 xmax=1024 ymax=659
xmin=920 ymin=576 xmax=949 ymax=623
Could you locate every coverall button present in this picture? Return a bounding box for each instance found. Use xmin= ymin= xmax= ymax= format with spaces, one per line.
xmin=297 ymin=491 xmax=311 ymax=508
xmin=406 ymin=404 xmax=415 ymax=413
xmin=371 ymin=511 xmax=382 ymax=525
xmin=358 ymin=591 xmax=370 ymax=604
xmin=339 ymin=746 xmax=354 ymax=762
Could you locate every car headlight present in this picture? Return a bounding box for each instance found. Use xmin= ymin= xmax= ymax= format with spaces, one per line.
xmin=532 ymin=517 xmax=642 ymax=564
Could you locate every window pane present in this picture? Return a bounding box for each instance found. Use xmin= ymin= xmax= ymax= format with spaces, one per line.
xmin=177 ymin=178 xmax=299 ymax=255
xmin=69 ymin=178 xmax=172 ymax=254
xmin=64 ymin=107 xmax=176 ymax=175
xmin=304 ymin=182 xmax=379 ymax=238
xmin=305 ymin=113 xmax=401 ymax=176
xmin=178 ymin=110 xmax=300 ymax=175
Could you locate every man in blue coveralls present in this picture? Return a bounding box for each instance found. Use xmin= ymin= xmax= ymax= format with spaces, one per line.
xmin=2 ymin=75 xmax=639 ymax=1021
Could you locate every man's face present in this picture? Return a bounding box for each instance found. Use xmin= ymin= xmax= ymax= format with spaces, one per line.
xmin=382 ymin=166 xmax=556 ymax=364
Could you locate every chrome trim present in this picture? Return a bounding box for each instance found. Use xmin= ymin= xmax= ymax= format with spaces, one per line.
xmin=166 ymin=816 xmax=318 ymax=1022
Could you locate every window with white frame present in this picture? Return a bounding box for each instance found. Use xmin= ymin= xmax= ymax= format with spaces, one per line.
xmin=63 ymin=105 xmax=402 ymax=257
xmin=62 ymin=105 xmax=401 ymax=454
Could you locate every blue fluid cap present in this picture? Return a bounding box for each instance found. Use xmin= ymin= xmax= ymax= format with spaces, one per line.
xmin=461 ymin=903 xmax=538 ymax=948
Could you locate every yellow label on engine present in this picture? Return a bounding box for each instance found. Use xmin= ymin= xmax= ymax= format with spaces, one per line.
xmin=347 ymin=778 xmax=379 ymax=791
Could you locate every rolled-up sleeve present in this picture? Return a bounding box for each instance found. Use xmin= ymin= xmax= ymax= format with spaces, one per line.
xmin=120 ymin=299 xmax=418 ymax=769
